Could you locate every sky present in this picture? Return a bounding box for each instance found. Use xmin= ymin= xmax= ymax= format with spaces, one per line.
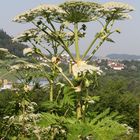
xmin=0 ymin=0 xmax=139 ymax=57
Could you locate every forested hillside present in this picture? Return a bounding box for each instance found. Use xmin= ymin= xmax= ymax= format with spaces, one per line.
xmin=0 ymin=30 xmax=28 ymax=57
xmin=107 ymin=54 xmax=140 ymax=60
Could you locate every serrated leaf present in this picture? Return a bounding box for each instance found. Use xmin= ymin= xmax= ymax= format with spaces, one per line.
xmin=60 ymin=86 xmax=75 ymax=107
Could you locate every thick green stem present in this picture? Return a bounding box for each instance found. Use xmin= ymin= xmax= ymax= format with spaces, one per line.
xmin=76 ymin=99 xmax=82 ymax=120
xmin=50 ymin=81 xmax=53 ymax=102
xmin=82 ymin=20 xmax=111 ymax=60
xmin=86 ymin=20 xmax=115 ymax=61
xmin=86 ymin=41 xmax=104 ymax=61
xmin=86 ymin=31 xmax=114 ymax=62
xmin=82 ymin=89 xmax=89 ymax=121
xmin=22 ymin=103 xmax=25 ymax=136
xmin=44 ymin=73 xmax=54 ymax=102
xmin=76 ymin=84 xmax=83 ymax=120
xmin=69 ymin=59 xmax=72 ymax=74
xmin=74 ymin=23 xmax=80 ymax=61
xmin=55 ymin=64 xmax=74 ymax=87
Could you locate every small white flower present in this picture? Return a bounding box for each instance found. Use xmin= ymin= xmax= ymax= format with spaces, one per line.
xmin=3 ymin=116 xmax=10 ymax=119
xmin=61 ymin=129 xmax=66 ymax=134
xmin=10 ymin=63 xmax=38 ymax=71
xmin=23 ymin=48 xmax=34 ymax=55
xmin=10 ymin=64 xmax=20 ymax=70
xmin=66 ymin=32 xmax=74 ymax=37
xmin=0 ymin=48 xmax=9 ymax=52
xmin=40 ymin=62 xmax=50 ymax=67
xmin=122 ymin=124 xmax=128 ymax=127
xmin=25 ymin=64 xmax=38 ymax=69
xmin=88 ymin=100 xmax=95 ymax=104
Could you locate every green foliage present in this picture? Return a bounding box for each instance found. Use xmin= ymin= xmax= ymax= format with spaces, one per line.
xmin=39 ymin=109 xmax=127 ymax=140
xmin=60 ymin=86 xmax=75 ymax=107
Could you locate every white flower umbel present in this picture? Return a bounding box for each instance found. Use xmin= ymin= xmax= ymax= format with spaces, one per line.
xmin=72 ymin=61 xmax=102 ymax=77
xmin=13 ymin=10 xmax=34 ymax=23
xmin=103 ymin=2 xmax=134 ymax=12
xmin=12 ymin=28 xmax=39 ymax=42
xmin=13 ymin=4 xmax=66 ymax=23
xmin=102 ymin=2 xmax=134 ymax=20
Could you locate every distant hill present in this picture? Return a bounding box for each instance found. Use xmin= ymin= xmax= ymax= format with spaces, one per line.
xmin=0 ymin=29 xmax=28 ymax=57
xmin=106 ymin=54 xmax=140 ymax=60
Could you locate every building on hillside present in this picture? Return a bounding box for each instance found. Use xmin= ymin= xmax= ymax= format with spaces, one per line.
xmin=0 ymin=79 xmax=13 ymax=91
xmin=107 ymin=60 xmax=125 ymax=70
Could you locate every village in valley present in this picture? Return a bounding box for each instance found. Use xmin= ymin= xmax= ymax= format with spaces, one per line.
xmin=0 ymin=53 xmax=139 ymax=91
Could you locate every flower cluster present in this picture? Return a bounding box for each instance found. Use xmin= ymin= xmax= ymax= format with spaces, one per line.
xmin=102 ymin=2 xmax=134 ymax=20
xmin=12 ymin=28 xmax=39 ymax=42
xmin=103 ymin=2 xmax=134 ymax=12
xmin=13 ymin=4 xmax=66 ymax=23
xmin=72 ymin=61 xmax=102 ymax=77
xmin=10 ymin=63 xmax=38 ymax=71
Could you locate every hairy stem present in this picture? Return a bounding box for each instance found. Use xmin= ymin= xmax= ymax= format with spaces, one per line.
xmin=76 ymin=94 xmax=82 ymax=120
xmin=74 ymin=23 xmax=80 ymax=61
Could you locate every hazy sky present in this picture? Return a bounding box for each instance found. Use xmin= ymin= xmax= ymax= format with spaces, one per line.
xmin=0 ymin=0 xmax=139 ymax=56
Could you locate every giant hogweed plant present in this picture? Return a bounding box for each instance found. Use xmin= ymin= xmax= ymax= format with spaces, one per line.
xmin=2 ymin=1 xmax=134 ymax=139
